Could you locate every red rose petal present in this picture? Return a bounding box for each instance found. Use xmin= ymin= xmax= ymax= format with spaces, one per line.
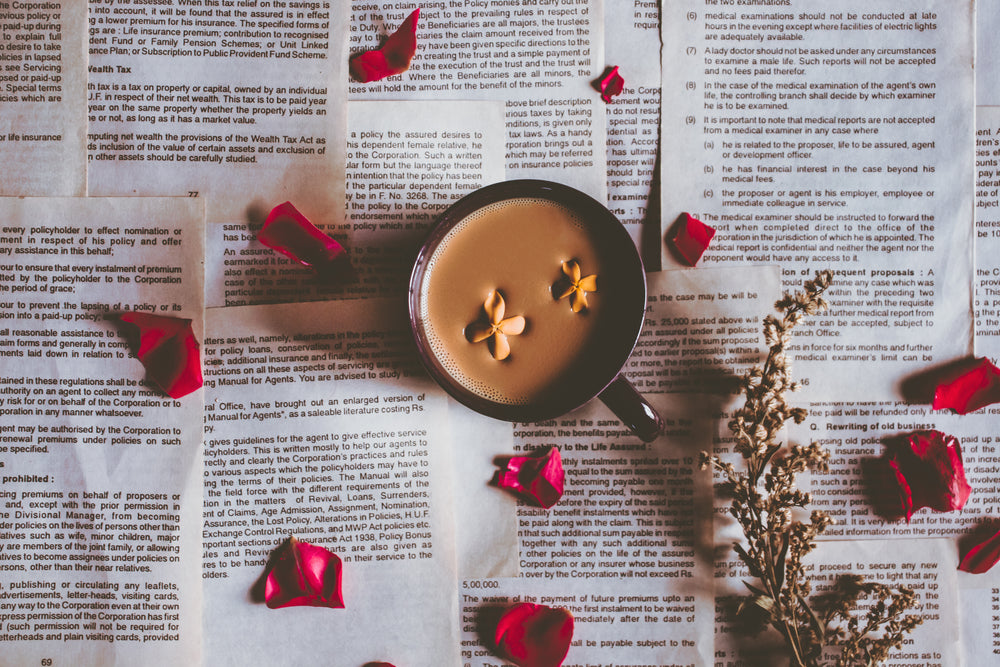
xmin=258 ymin=201 xmax=348 ymax=273
xmin=959 ymin=528 xmax=1000 ymax=574
xmin=497 ymin=447 xmax=565 ymax=509
xmin=495 ymin=603 xmax=574 ymax=667
xmin=932 ymin=356 xmax=1000 ymax=414
xmin=888 ymin=457 xmax=914 ymax=522
xmin=670 ymin=213 xmax=716 ymax=266
xmin=350 ymin=8 xmax=420 ymax=83
xmin=889 ymin=430 xmax=971 ymax=522
xmin=264 ymin=536 xmax=344 ymax=609
xmin=908 ymin=431 xmax=972 ymax=512
xmin=119 ymin=312 xmax=202 ymax=399
xmin=599 ymin=66 xmax=624 ymax=103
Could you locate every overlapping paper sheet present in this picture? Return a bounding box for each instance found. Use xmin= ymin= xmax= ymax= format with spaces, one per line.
xmin=661 ymin=0 xmax=975 ymax=399
xmin=84 ymin=2 xmax=348 ymax=225
xmin=200 ymin=297 xmax=462 ymax=665
xmin=603 ymin=0 xmax=662 ymax=265
xmin=0 ymin=198 xmax=204 ymax=665
xmin=348 ymin=0 xmax=610 ymax=199
xmin=0 ymin=2 xmax=87 ymax=196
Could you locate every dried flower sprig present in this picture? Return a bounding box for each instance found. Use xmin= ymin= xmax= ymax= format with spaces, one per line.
xmin=701 ymin=270 xmax=922 ymax=667
xmin=817 ymin=575 xmax=923 ymax=667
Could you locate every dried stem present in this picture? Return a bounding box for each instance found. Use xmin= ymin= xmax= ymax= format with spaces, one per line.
xmin=701 ymin=270 xmax=922 ymax=666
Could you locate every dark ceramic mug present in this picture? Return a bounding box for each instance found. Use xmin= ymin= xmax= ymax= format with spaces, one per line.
xmin=408 ymin=180 xmax=663 ymax=441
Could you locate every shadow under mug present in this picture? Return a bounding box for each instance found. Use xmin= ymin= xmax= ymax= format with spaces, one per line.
xmin=408 ymin=179 xmax=663 ymax=442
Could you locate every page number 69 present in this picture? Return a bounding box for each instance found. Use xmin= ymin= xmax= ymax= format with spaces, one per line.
xmin=41 ymin=659 xmax=53 ymax=666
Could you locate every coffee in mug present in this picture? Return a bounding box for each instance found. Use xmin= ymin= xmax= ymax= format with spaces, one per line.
xmin=409 ymin=180 xmax=662 ymax=441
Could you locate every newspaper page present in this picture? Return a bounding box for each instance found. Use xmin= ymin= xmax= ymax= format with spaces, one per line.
xmin=713 ymin=537 xmax=960 ymax=667
xmin=0 ymin=197 xmax=204 ymax=665
xmin=0 ymin=1 xmax=87 ymax=196
xmin=707 ymin=392 xmax=963 ymax=665
xmin=792 ymin=403 xmax=994 ymax=540
xmin=796 ymin=398 xmax=1000 ymax=665
xmin=603 ymin=0 xmax=661 ymax=266
xmin=959 ymin=566 xmax=1000 ymax=666
xmin=85 ymin=0 xmax=348 ymax=225
xmin=458 ymin=391 xmax=715 ymax=667
xmin=205 ymin=99 xmax=506 ymax=307
xmin=631 ymin=266 xmax=779 ymax=395
xmin=963 ymin=4 xmax=1000 ymax=661
xmin=349 ymin=0 xmax=609 ymax=199
xmin=661 ymin=0 xmax=975 ymax=400
xmin=975 ymin=0 xmax=1000 ymax=362
xmin=201 ymin=297 xmax=461 ymax=665
xmin=976 ymin=106 xmax=1000 ymax=361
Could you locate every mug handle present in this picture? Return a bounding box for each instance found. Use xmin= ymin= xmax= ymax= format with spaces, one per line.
xmin=597 ymin=374 xmax=664 ymax=442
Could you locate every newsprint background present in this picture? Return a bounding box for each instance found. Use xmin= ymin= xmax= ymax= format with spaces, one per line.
xmin=0 ymin=1 xmax=995 ymax=665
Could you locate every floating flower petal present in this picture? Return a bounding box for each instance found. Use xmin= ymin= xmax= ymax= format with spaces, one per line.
xmin=490 ymin=331 xmax=511 ymax=362
xmin=495 ymin=603 xmax=574 ymax=667
xmin=889 ymin=430 xmax=971 ymax=523
xmin=959 ymin=528 xmax=1000 ymax=574
xmin=497 ymin=447 xmax=565 ymax=509
xmin=598 ymin=65 xmax=625 ymax=103
xmin=670 ymin=213 xmax=715 ymax=266
xmin=485 ymin=289 xmax=505 ymax=322
xmin=553 ymin=260 xmax=598 ymax=313
xmin=258 ymin=201 xmax=349 ymax=274
xmin=465 ymin=290 xmax=526 ymax=361
xmin=931 ymin=356 xmax=1000 ymax=414
xmin=119 ymin=312 xmax=202 ymax=399
xmin=350 ymin=8 xmax=420 ymax=83
xmin=264 ymin=536 xmax=344 ymax=609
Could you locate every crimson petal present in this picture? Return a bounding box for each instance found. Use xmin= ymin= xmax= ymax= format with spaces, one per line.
xmin=119 ymin=312 xmax=202 ymax=399
xmin=599 ymin=65 xmax=625 ymax=103
xmin=889 ymin=430 xmax=970 ymax=522
xmin=350 ymin=9 xmax=420 ymax=83
xmin=495 ymin=603 xmax=574 ymax=667
xmin=497 ymin=447 xmax=564 ymax=509
xmin=888 ymin=457 xmax=914 ymax=522
xmin=258 ymin=201 xmax=348 ymax=273
xmin=959 ymin=528 xmax=1000 ymax=574
xmin=932 ymin=356 xmax=1000 ymax=414
xmin=264 ymin=536 xmax=344 ymax=609
xmin=670 ymin=213 xmax=716 ymax=266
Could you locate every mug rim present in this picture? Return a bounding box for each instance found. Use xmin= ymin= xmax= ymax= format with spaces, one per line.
xmin=408 ymin=179 xmax=647 ymax=423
